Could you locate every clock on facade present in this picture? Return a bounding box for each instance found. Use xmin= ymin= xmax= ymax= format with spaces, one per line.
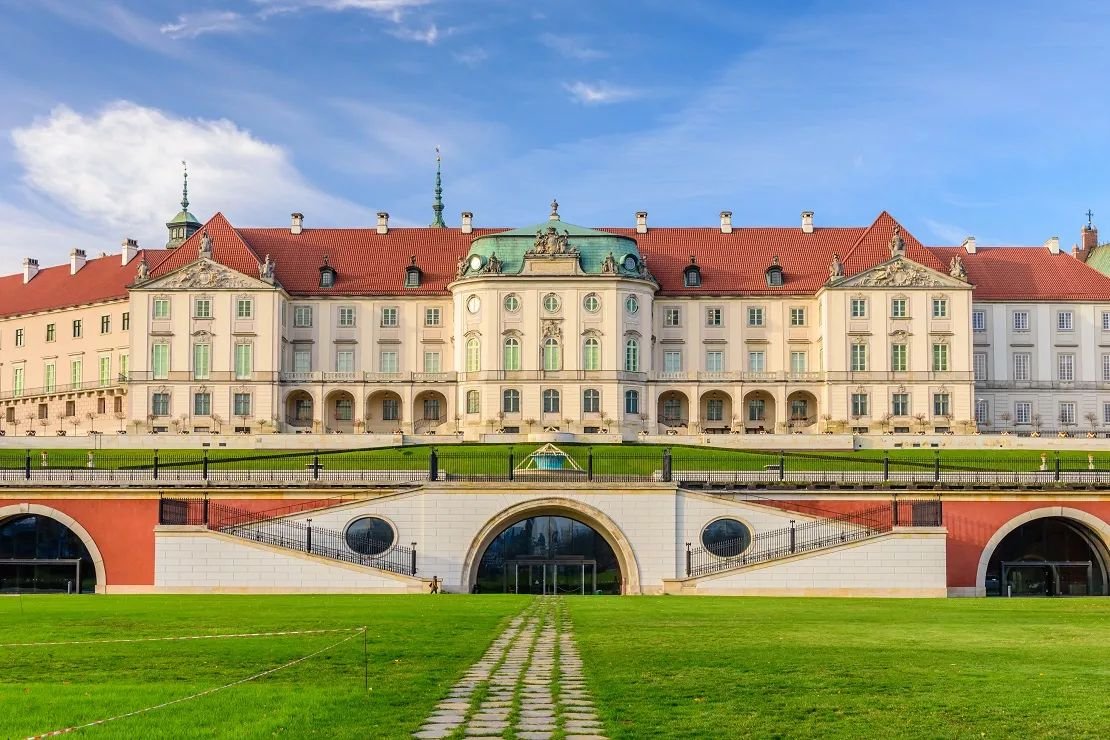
xmin=466 ymin=295 xmax=481 ymax=314
xmin=468 ymin=254 xmax=483 ymax=272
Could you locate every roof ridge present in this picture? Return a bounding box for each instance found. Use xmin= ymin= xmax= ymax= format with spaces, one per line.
xmin=841 ymin=212 xmax=883 ymax=263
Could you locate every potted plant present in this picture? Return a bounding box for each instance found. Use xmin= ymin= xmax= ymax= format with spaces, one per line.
xmin=913 ymin=412 xmax=928 ymax=434
xmin=1084 ymin=411 xmax=1099 ymax=438
xmin=114 ymin=410 xmax=126 ymax=432
xmin=1031 ymin=413 xmax=1042 ymax=437
xmin=212 ymin=413 xmax=223 ymax=434
xmin=821 ymin=413 xmax=833 ymax=433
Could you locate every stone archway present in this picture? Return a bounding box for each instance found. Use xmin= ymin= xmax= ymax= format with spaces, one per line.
xmin=742 ymin=389 xmax=776 ymax=433
xmin=366 ymin=390 xmax=403 ymax=434
xmin=284 ymin=390 xmax=315 ymax=431
xmin=0 ymin=503 xmax=106 ymax=593
xmin=698 ymin=390 xmax=733 ymax=433
xmin=657 ymin=390 xmax=689 ymax=432
xmin=786 ymin=390 xmax=818 ymax=433
xmin=324 ymin=390 xmax=356 ymax=434
xmin=461 ymin=498 xmax=641 ymax=594
xmin=413 ymin=390 xmax=448 ymax=434
xmin=977 ymin=507 xmax=1110 ymax=597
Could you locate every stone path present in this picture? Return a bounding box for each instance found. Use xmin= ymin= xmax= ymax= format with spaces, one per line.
xmin=414 ymin=598 xmax=606 ymax=739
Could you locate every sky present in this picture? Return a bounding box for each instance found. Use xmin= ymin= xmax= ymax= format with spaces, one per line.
xmin=1 ymin=0 xmax=1108 ymax=267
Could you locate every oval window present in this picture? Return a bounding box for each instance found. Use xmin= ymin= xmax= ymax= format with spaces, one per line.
xmin=503 ymin=294 xmax=521 ymax=313
xmin=624 ymin=295 xmax=639 ymax=315
xmin=466 ymin=295 xmax=481 ymax=314
xmin=701 ymin=518 xmax=752 ymax=557
xmin=543 ymin=293 xmax=561 ymax=313
xmin=583 ymin=293 xmax=600 ymax=313
xmin=345 ymin=516 xmax=395 ymax=556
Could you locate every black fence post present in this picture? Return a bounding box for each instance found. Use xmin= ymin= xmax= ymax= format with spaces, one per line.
xmin=789 ymin=520 xmax=796 ymax=554
xmin=662 ymin=448 xmax=672 ymax=483
xmin=305 ymin=518 xmax=312 ymax=553
xmin=508 ymin=449 xmax=515 ymax=482
xmin=153 ymin=449 xmax=159 ymax=480
xmin=779 ymin=450 xmax=786 ymax=482
xmin=24 ymin=449 xmax=30 ymax=480
xmin=883 ymin=452 xmax=890 ymax=482
xmin=202 ymin=496 xmax=209 ymax=526
xmin=685 ymin=542 xmax=692 ymax=577
xmin=429 ymin=448 xmax=439 ymax=482
xmin=587 ymin=448 xmax=594 ymax=482
xmin=411 ymin=542 xmax=417 ymax=576
xmin=313 ymin=450 xmax=321 ymax=480
xmin=933 ymin=450 xmax=940 ymax=483
xmin=891 ymin=493 xmax=899 ymax=527
xmin=202 ymin=448 xmax=209 ymax=481
xmin=1054 ymin=452 xmax=1061 ymax=482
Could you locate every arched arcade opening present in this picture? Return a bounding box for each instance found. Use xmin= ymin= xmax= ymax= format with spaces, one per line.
xmin=0 ymin=512 xmax=98 ymax=593
xmin=984 ymin=516 xmax=1109 ymax=597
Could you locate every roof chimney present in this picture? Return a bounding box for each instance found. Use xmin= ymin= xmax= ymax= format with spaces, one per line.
xmin=121 ymin=238 xmax=138 ymax=265
xmin=720 ymin=210 xmax=733 ymax=234
xmin=460 ymin=211 xmax=473 ymax=234
xmin=376 ymin=211 xmax=389 ymax=235
xmin=290 ymin=212 xmax=304 ymax=235
xmin=69 ymin=248 xmax=87 ymax=275
xmin=635 ymin=211 xmax=648 ymax=234
xmin=22 ymin=258 xmax=39 ymax=284
xmin=1044 ymin=236 xmax=1060 ymax=255
xmin=961 ymin=236 xmax=977 ymax=254
xmin=801 ymin=210 xmax=814 ymax=234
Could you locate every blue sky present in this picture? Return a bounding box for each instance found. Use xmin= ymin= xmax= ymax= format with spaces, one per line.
xmin=1 ymin=0 xmax=1108 ymax=265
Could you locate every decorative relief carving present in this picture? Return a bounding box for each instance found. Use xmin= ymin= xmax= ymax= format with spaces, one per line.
xmin=481 ymin=252 xmax=503 ymax=274
xmin=528 ymin=226 xmax=578 ymax=256
xmin=541 ymin=321 xmax=563 ymax=340
xmin=153 ymin=260 xmax=259 ymax=290
xmin=855 ymin=259 xmax=948 ymax=288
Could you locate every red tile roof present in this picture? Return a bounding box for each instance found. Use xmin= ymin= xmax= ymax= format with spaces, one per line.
xmin=0 ymin=249 xmax=167 ymax=319
xmin=929 ymin=246 xmax=1110 ymax=301
xmin=150 ymin=212 xmax=263 ymax=279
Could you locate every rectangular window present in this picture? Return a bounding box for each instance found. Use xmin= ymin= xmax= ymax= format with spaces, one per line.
xmin=12 ymin=367 xmax=24 ymax=397
xmin=891 ymin=298 xmax=907 ymax=318
xmin=70 ymin=359 xmax=82 ymax=386
xmin=1059 ymin=401 xmax=1076 ymax=425
xmin=336 ymin=349 xmax=355 ymax=373
xmin=850 ymin=344 xmax=868 ymax=372
xmin=850 ymin=298 xmax=868 ymax=319
xmin=932 ymin=343 xmax=949 ymax=372
xmin=14 ymin=329 xmax=23 ymax=348
xmin=4 ymin=408 xmax=12 ymax=423
xmin=97 ymin=397 xmax=107 ymax=414
xmin=119 ymin=354 xmax=128 ymax=380
xmin=1013 ymin=352 xmax=1031 ymax=381
xmin=747 ymin=398 xmax=766 ymax=422
xmin=423 ymin=351 xmax=441 ymax=373
xmin=789 ymin=307 xmax=806 ymax=326
xmin=236 ymin=298 xmax=253 ymax=319
xmin=467 ymin=391 xmax=480 ymax=415
xmin=233 ymin=393 xmax=252 ymax=417
xmin=234 ymin=344 xmax=253 ymax=380
xmin=122 ymin=312 xmax=130 ymax=331
xmin=1104 ymin=402 xmax=1110 ymax=426
xmin=193 ymin=344 xmax=211 ymax=379
xmin=293 ymin=349 xmax=312 ymax=373
xmin=152 ymin=343 xmax=169 ymax=380
xmin=663 ymin=351 xmax=682 ymax=373
xmin=706 ymin=399 xmax=724 ymax=422
xmin=423 ymin=398 xmax=441 ymax=420
xmin=1057 ymin=311 xmax=1073 ymax=331
xmin=37 ymin=403 xmax=48 ymax=420
xmin=705 ymin=308 xmax=722 ymax=327
xmin=383 ymin=398 xmax=399 ymax=421
xmin=973 ymin=352 xmax=988 ymax=381
xmin=1057 ymin=353 xmax=1074 ymax=382
xmin=705 ymin=350 xmax=724 ymax=373
xmin=44 ymin=363 xmax=55 ymax=393
xmin=100 ymin=315 xmax=111 ymax=334
xmin=153 ymin=298 xmax=170 ymax=319
xmin=65 ymin=400 xmax=76 ymax=417
xmin=152 ymin=392 xmax=170 ymax=416
xmin=379 ymin=351 xmax=398 ymax=373
xmin=892 ymin=392 xmax=910 ymax=416
xmin=851 ymin=393 xmax=869 ymax=417
xmin=72 ymin=320 xmax=82 ymax=338
xmin=194 ymin=299 xmax=211 ymax=319
xmin=931 ymin=298 xmax=949 ymax=319
xmin=748 ymin=351 xmax=765 ymax=373
xmin=790 ymin=351 xmax=807 ymax=374
xmin=972 ymin=310 xmax=985 ymax=331
xmin=338 ymin=306 xmax=355 ymax=327
xmin=890 ymin=344 xmax=908 ymax=372
xmin=933 ymin=393 xmax=951 ymax=417
xmin=664 ymin=307 xmax=681 ymax=327
xmin=46 ymin=323 xmax=56 ymax=342
xmin=98 ymin=356 xmax=111 ymax=386
xmin=293 ymin=305 xmax=313 ymax=327
xmin=1015 ymin=401 xmax=1031 ymax=425
xmin=1103 ymin=354 xmax=1110 ymax=382
xmin=1103 ymin=311 xmax=1110 ymax=331
xmin=1013 ymin=310 xmax=1029 ymax=331
xmin=193 ymin=392 xmax=211 ymax=416
xmin=747 ymin=306 xmax=764 ymax=327
xmin=975 ymin=400 xmax=989 ymax=425
xmin=424 ymin=307 xmax=441 ymax=327
xmin=381 ymin=307 xmax=398 ymax=327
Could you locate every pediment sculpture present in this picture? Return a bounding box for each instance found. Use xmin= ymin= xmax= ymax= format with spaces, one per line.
xmin=259 ymin=254 xmax=276 ymax=282
xmin=482 ymin=252 xmax=503 ymax=274
xmin=541 ymin=321 xmax=562 ymax=339
xmin=528 ymin=226 xmax=578 ymax=256
xmin=949 ymin=254 xmax=967 ymax=281
xmin=135 ymin=256 xmax=150 ymax=283
xmin=889 ymin=226 xmax=906 ymax=257
xmin=152 ymin=260 xmax=260 ymax=290
xmin=829 ymin=253 xmax=844 ymax=280
xmin=855 ymin=259 xmax=949 ymax=288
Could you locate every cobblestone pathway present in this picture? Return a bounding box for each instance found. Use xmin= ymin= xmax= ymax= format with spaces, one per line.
xmin=413 ymin=598 xmax=606 ymax=740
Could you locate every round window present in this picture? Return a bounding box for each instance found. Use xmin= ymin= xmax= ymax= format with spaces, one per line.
xmin=583 ymin=293 xmax=600 ymax=313
xmin=623 ymin=254 xmax=638 ymax=272
xmin=345 ymin=516 xmax=395 ymax=556
xmin=701 ymin=518 xmax=752 ymax=557
xmin=503 ymin=294 xmax=521 ymax=313
xmin=466 ymin=295 xmax=481 ymax=314
xmin=624 ymin=295 xmax=639 ymax=315
xmin=543 ymin=293 xmax=561 ymax=313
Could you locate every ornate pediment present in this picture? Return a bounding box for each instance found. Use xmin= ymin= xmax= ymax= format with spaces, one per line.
xmin=140 ymin=259 xmax=273 ymax=291
xmin=835 ymin=257 xmax=967 ymax=290
xmin=527 ymin=226 xmax=580 ymax=257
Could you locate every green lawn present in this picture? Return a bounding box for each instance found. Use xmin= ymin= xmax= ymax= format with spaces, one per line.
xmin=567 ymin=597 xmax=1110 ymax=739
xmin=0 ymin=594 xmax=526 ymax=739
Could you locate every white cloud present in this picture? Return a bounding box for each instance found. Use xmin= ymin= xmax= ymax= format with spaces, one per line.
xmin=453 ymin=47 xmax=489 ymax=67
xmin=563 ymin=81 xmax=638 ymax=105
xmin=160 ymin=11 xmax=251 ymax=39
xmin=388 ymin=23 xmax=440 ymax=45
xmin=252 ymin=0 xmax=432 ymax=20
xmin=539 ymin=33 xmax=606 ymax=61
xmin=8 ymin=102 xmax=364 ymax=257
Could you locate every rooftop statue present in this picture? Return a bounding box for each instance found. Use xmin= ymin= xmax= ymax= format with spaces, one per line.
xmin=949 ymin=254 xmax=967 ymax=280
xmin=829 ymin=253 xmax=844 ymax=280
xmin=889 ymin=225 xmax=905 ymax=258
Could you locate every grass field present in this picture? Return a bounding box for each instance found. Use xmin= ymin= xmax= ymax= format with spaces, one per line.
xmin=2 ymin=596 xmax=1109 ymax=739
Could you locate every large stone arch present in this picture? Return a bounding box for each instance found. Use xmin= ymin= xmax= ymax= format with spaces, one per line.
xmin=0 ymin=503 xmax=107 ymax=593
xmin=975 ymin=507 xmax=1110 ymax=596
xmin=461 ymin=497 xmax=642 ymax=594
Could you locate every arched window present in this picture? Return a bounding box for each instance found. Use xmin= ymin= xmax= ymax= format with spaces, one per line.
xmin=503 ymin=337 xmax=521 ymax=371
xmin=583 ymin=388 xmax=600 ymax=413
xmin=543 ymin=337 xmax=561 ymax=371
xmin=466 ymin=390 xmax=480 ymax=414
xmin=684 ymin=256 xmax=702 ymax=287
xmin=583 ymin=337 xmax=600 ymax=371
xmin=404 ymin=256 xmax=422 ymax=288
xmin=502 ymin=389 xmax=520 ymax=413
xmin=466 ymin=337 xmax=480 ymax=372
xmin=624 ymin=338 xmax=639 ymax=372
xmin=624 ymin=389 xmax=640 ymax=415
xmin=543 ymin=389 xmax=561 ymax=414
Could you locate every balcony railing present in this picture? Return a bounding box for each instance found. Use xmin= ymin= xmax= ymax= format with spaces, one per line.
xmin=278 ymin=371 xmax=458 ymax=384
xmin=0 ymin=379 xmax=125 ymax=402
xmin=976 ymin=380 xmax=1110 ymax=390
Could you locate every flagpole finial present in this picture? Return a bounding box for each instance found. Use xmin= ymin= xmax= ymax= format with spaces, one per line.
xmin=430 ymin=147 xmax=446 ymax=228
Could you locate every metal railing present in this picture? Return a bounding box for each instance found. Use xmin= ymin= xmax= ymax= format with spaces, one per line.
xmin=158 ymin=497 xmax=417 ymax=576
xmin=685 ymin=497 xmax=942 ymax=577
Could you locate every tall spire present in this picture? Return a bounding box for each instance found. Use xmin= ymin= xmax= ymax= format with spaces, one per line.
xmin=430 ymin=146 xmax=446 ymax=228
xmin=181 ymin=160 xmax=190 ymax=212
xmin=166 ymin=160 xmax=201 ymax=248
